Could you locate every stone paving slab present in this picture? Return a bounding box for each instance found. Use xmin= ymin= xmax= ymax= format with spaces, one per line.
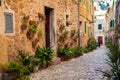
xmin=30 ymin=46 xmax=110 ymax=80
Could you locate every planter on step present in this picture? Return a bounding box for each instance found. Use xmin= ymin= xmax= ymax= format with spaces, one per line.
xmin=2 ymin=72 xmax=18 ymax=80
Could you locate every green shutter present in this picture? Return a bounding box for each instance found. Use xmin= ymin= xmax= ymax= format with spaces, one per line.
xmin=84 ymin=21 xmax=86 ymax=33
xmin=110 ymin=20 xmax=114 ymax=27
xmin=112 ymin=20 xmax=114 ymax=26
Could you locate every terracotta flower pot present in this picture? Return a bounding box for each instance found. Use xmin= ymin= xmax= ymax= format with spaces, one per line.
xmin=60 ymin=56 xmax=65 ymax=61
xmin=2 ymin=72 xmax=18 ymax=80
xmin=27 ymin=32 xmax=34 ymax=39
xmin=21 ymin=25 xmax=27 ymax=31
xmin=38 ymin=33 xmax=42 ymax=40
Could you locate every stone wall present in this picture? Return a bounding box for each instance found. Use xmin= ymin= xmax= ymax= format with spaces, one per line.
xmin=1 ymin=0 xmax=79 ymax=61
xmin=0 ymin=0 xmax=94 ymax=62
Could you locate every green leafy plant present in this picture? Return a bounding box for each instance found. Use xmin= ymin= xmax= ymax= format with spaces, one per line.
xmin=35 ymin=46 xmax=54 ymax=67
xmin=18 ymin=50 xmax=42 ymax=72
xmin=26 ymin=28 xmax=37 ymax=39
xmin=37 ymin=28 xmax=42 ymax=36
xmin=29 ymin=20 xmax=38 ymax=29
xmin=57 ymin=46 xmax=75 ymax=61
xmin=5 ymin=61 xmax=29 ymax=80
xmin=59 ymin=24 xmax=65 ymax=32
xmin=99 ymin=42 xmax=120 ymax=80
xmin=74 ymin=46 xmax=83 ymax=57
xmin=37 ymin=28 xmax=43 ymax=40
xmin=71 ymin=29 xmax=76 ymax=37
xmin=59 ymin=30 xmax=69 ymax=42
xmin=18 ymin=50 xmax=32 ymax=67
xmin=21 ymin=15 xmax=29 ymax=31
xmin=32 ymin=39 xmax=39 ymax=48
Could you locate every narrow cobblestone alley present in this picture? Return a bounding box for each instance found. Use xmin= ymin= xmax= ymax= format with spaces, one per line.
xmin=30 ymin=46 xmax=110 ymax=80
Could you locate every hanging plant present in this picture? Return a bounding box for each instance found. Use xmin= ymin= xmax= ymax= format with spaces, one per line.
xmin=73 ymin=35 xmax=78 ymax=42
xmin=23 ymin=15 xmax=29 ymax=21
xmin=21 ymin=15 xmax=29 ymax=31
xmin=37 ymin=29 xmax=42 ymax=40
xmin=26 ymin=28 xmax=36 ymax=40
xmin=59 ymin=30 xmax=69 ymax=42
xmin=29 ymin=20 xmax=38 ymax=29
xmin=71 ymin=29 xmax=76 ymax=37
xmin=32 ymin=39 xmax=39 ymax=48
xmin=21 ymin=22 xmax=28 ymax=31
xmin=38 ymin=12 xmax=46 ymax=21
xmin=59 ymin=24 xmax=65 ymax=32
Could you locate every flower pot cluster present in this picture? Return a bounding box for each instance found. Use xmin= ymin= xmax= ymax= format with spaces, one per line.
xmin=71 ymin=29 xmax=76 ymax=37
xmin=57 ymin=46 xmax=83 ymax=61
xmin=59 ymin=30 xmax=69 ymax=42
xmin=21 ymin=15 xmax=43 ymax=41
xmin=1 ymin=47 xmax=54 ymax=80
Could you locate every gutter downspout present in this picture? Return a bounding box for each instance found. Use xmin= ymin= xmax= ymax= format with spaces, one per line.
xmin=78 ymin=0 xmax=80 ymax=46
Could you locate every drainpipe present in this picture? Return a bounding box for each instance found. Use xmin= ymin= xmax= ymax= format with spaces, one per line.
xmin=78 ymin=0 xmax=80 ymax=46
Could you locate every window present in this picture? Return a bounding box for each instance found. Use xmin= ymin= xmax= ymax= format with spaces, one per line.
xmin=84 ymin=21 xmax=86 ymax=33
xmin=98 ymin=24 xmax=102 ymax=30
xmin=66 ymin=15 xmax=69 ymax=27
xmin=4 ymin=12 xmax=14 ymax=33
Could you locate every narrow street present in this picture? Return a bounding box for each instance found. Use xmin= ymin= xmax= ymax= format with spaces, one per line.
xmin=30 ymin=46 xmax=110 ymax=80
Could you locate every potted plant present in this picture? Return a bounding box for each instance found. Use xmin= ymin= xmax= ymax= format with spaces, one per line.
xmin=74 ymin=46 xmax=83 ymax=57
xmin=57 ymin=46 xmax=65 ymax=61
xmin=71 ymin=29 xmax=76 ymax=37
xmin=38 ymin=12 xmax=46 ymax=21
xmin=1 ymin=61 xmax=29 ymax=80
xmin=35 ymin=46 xmax=54 ymax=69
xmin=59 ymin=30 xmax=69 ymax=42
xmin=31 ymin=57 xmax=41 ymax=72
xmin=21 ymin=15 xmax=29 ymax=31
xmin=37 ymin=29 xmax=42 ymax=40
xmin=59 ymin=24 xmax=65 ymax=32
xmin=32 ymin=39 xmax=39 ymax=48
xmin=21 ymin=18 xmax=28 ymax=31
xmin=73 ymin=35 xmax=78 ymax=42
xmin=26 ymin=28 xmax=36 ymax=39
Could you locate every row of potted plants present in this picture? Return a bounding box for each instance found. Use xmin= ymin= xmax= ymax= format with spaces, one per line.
xmin=1 ymin=46 xmax=54 ymax=80
xmin=57 ymin=46 xmax=83 ymax=61
xmin=84 ymin=36 xmax=98 ymax=53
xmin=57 ymin=35 xmax=98 ymax=61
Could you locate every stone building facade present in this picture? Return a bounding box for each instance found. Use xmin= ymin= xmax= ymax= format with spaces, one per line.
xmin=79 ymin=0 xmax=94 ymax=46
xmin=0 ymin=0 xmax=94 ymax=77
xmin=115 ymin=0 xmax=120 ymax=25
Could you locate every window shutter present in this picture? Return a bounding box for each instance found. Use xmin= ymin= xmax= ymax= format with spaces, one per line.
xmin=98 ymin=24 xmax=102 ymax=30
xmin=84 ymin=21 xmax=86 ymax=33
xmin=4 ymin=12 xmax=14 ymax=33
xmin=112 ymin=19 xmax=114 ymax=26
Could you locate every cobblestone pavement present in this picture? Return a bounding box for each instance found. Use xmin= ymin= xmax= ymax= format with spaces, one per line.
xmin=30 ymin=46 xmax=110 ymax=80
